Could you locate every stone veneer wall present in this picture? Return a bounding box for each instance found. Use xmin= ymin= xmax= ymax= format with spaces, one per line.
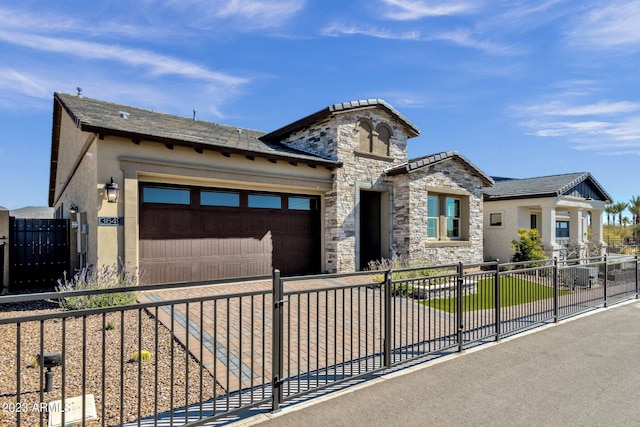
xmin=280 ymin=109 xmax=409 ymax=273
xmin=391 ymin=159 xmax=485 ymax=265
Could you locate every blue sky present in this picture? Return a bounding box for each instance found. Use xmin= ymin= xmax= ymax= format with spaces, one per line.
xmin=1 ymin=0 xmax=639 ymax=212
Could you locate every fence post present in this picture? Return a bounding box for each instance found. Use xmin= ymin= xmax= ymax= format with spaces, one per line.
xmin=603 ymin=254 xmax=608 ymax=308
xmin=635 ymin=254 xmax=639 ymax=300
xmin=494 ymin=260 xmax=501 ymax=341
xmin=457 ymin=262 xmax=464 ymax=353
xmin=383 ymin=269 xmax=392 ymax=369
xmin=271 ymin=269 xmax=283 ymax=412
xmin=553 ymin=258 xmax=558 ymax=323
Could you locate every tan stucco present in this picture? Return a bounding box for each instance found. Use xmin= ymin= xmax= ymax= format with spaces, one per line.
xmin=484 ymin=196 xmax=606 ymax=262
xmin=53 ymin=117 xmax=333 ymax=272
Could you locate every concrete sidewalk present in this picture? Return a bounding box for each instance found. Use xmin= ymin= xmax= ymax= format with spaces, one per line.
xmin=239 ymin=301 xmax=640 ymax=427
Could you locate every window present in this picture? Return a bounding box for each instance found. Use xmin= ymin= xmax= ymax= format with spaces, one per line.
xmin=357 ymin=119 xmax=392 ymax=157
xmin=556 ymin=221 xmax=570 ymax=238
xmin=446 ymin=198 xmax=461 ymax=238
xmin=427 ymin=196 xmax=438 ymax=238
xmin=358 ymin=120 xmax=373 ymax=152
xmin=143 ymin=187 xmax=190 ymax=205
xmin=201 ymin=191 xmax=240 ymax=207
xmin=374 ymin=124 xmax=391 ymax=156
xmin=427 ymin=193 xmax=467 ymax=241
xmin=490 ymin=212 xmax=503 ymax=227
xmin=288 ymin=197 xmax=314 ymax=211
xmin=248 ymin=194 xmax=281 ymax=209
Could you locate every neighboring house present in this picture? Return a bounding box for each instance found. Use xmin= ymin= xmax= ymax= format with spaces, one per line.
xmin=9 ymin=206 xmax=55 ymax=219
xmin=49 ymin=93 xmax=492 ymax=284
xmin=483 ymin=173 xmax=612 ymax=262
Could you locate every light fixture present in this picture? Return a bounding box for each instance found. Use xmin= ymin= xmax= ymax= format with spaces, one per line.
xmin=69 ymin=203 xmax=79 ymax=214
xmin=104 ymin=177 xmax=120 ymax=203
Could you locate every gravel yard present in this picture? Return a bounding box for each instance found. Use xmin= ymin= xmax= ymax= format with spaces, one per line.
xmin=0 ymin=301 xmax=225 ymax=426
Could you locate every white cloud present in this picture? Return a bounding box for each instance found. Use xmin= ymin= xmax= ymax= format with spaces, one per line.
xmin=568 ymin=0 xmax=640 ymax=50
xmin=322 ymin=22 xmax=513 ymax=55
xmin=0 ymin=69 xmax=49 ymax=99
xmin=163 ymin=0 xmax=305 ymax=31
xmin=379 ymin=0 xmax=480 ymax=20
xmin=322 ymin=22 xmax=421 ymax=40
xmin=513 ymin=88 xmax=640 ymax=154
xmin=426 ymin=28 xmax=516 ymax=55
xmin=0 ymin=30 xmax=247 ymax=87
xmin=516 ymin=100 xmax=640 ymax=117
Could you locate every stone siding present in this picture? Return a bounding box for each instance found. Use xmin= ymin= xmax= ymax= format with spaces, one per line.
xmin=279 ymin=106 xmax=486 ymax=272
xmin=281 ymin=109 xmax=408 ymax=272
xmin=391 ymin=160 xmax=485 ymax=265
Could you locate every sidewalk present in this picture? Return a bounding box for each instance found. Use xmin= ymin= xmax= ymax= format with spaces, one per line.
xmin=240 ymin=300 xmax=640 ymax=427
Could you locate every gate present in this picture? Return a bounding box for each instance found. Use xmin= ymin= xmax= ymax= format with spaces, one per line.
xmin=9 ymin=218 xmax=70 ymax=292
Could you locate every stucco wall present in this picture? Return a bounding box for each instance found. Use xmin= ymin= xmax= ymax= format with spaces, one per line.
xmin=483 ymin=200 xmax=521 ymax=262
xmin=51 ymin=111 xmax=99 ymax=272
xmin=99 ymin=133 xmax=333 ymax=271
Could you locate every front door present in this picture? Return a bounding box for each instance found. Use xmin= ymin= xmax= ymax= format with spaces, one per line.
xmin=359 ymin=190 xmax=382 ymax=270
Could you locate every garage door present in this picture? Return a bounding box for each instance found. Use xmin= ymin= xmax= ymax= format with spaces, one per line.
xmin=139 ymin=184 xmax=321 ymax=284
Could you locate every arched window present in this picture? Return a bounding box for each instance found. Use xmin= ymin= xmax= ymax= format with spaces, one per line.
xmin=374 ymin=124 xmax=391 ymax=156
xmin=357 ymin=120 xmax=373 ymax=152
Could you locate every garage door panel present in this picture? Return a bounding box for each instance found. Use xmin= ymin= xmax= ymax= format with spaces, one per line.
xmin=140 ymin=186 xmax=320 ymax=284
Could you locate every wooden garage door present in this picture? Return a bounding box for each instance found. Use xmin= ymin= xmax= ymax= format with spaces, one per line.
xmin=139 ymin=185 xmax=321 ymax=284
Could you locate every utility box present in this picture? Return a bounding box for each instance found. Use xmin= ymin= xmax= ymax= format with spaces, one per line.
xmin=572 ymin=266 xmax=598 ymax=287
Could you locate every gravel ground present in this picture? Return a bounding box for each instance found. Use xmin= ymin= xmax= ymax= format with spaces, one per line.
xmin=0 ymin=301 xmax=225 ymax=426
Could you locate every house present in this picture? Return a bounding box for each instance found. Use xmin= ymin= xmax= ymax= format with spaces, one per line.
xmin=482 ymin=173 xmax=612 ymax=262
xmin=49 ymin=93 xmax=493 ymax=284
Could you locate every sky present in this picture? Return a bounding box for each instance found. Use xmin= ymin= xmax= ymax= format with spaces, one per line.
xmin=0 ymin=0 xmax=639 ymax=213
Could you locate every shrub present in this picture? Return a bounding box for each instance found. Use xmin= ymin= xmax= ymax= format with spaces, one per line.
xmin=367 ymin=255 xmax=436 ymax=282
xmin=130 ymin=350 xmax=152 ymax=363
xmin=55 ymin=261 xmax=139 ymax=310
xmin=510 ymin=228 xmax=546 ymax=264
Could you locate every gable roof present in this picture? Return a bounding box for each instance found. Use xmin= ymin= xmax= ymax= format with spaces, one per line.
xmin=483 ymin=172 xmax=612 ymax=202
xmin=50 ymin=93 xmax=341 ymax=205
xmin=261 ymin=99 xmax=420 ymax=143
xmin=385 ymin=150 xmax=494 ymax=186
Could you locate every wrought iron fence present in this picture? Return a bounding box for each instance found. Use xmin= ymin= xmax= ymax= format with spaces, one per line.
xmin=1 ymin=255 xmax=638 ymax=426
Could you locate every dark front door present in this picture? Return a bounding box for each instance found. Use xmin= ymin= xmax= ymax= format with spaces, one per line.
xmin=360 ymin=190 xmax=381 ymax=270
xmin=9 ymin=218 xmax=70 ymax=292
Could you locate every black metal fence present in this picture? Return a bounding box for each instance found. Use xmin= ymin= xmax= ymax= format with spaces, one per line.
xmin=1 ymin=255 xmax=638 ymax=426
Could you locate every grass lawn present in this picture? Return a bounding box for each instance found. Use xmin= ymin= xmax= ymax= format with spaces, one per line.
xmin=421 ymin=276 xmax=569 ymax=313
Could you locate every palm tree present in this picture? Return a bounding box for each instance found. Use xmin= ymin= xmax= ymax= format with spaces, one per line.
xmin=612 ymin=202 xmax=629 ymax=226
xmin=605 ymin=204 xmax=617 ymax=225
xmin=628 ymin=195 xmax=640 ymax=225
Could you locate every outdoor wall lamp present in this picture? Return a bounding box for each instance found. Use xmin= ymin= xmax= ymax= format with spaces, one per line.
xmin=104 ymin=177 xmax=119 ymax=203
xmin=69 ymin=203 xmax=79 ymax=214
xmin=37 ymin=352 xmax=62 ymax=392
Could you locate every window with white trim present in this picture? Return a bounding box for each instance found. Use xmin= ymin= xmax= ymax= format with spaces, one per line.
xmin=489 ymin=212 xmax=503 ymax=227
xmin=427 ymin=193 xmax=468 ymax=241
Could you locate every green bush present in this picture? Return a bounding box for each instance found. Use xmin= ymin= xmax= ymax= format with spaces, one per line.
xmin=55 ymin=261 xmax=139 ymax=310
xmin=130 ymin=350 xmax=152 ymax=363
xmin=510 ymin=228 xmax=546 ymax=264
